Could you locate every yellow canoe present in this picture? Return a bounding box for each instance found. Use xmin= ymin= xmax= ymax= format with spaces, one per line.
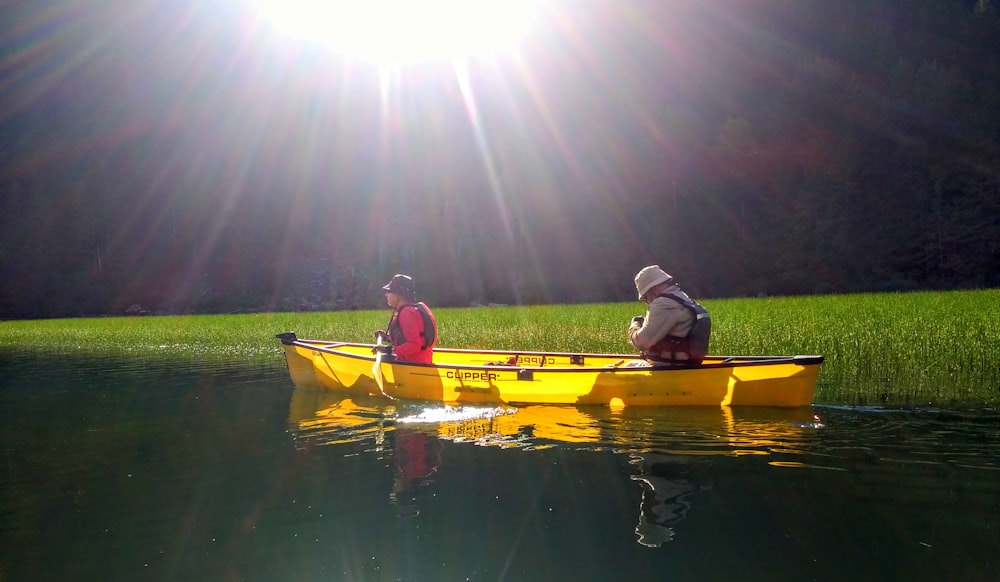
xmin=276 ymin=332 xmax=823 ymax=407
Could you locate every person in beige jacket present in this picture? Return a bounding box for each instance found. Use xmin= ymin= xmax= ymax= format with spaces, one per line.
xmin=627 ymin=265 xmax=711 ymax=364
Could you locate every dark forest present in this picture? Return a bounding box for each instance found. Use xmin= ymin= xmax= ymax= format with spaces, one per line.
xmin=2 ymin=0 xmax=998 ymax=319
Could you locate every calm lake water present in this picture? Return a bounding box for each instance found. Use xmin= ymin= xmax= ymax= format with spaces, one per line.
xmin=2 ymin=350 xmax=998 ymax=581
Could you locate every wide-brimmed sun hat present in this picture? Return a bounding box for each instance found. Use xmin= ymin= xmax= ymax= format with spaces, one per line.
xmin=382 ymin=274 xmax=416 ymax=299
xmin=634 ymin=265 xmax=672 ymax=300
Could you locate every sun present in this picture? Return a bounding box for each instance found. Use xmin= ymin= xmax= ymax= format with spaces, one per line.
xmin=251 ymin=0 xmax=540 ymax=64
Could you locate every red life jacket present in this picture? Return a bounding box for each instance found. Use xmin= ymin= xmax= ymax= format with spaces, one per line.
xmin=387 ymin=302 xmax=438 ymax=351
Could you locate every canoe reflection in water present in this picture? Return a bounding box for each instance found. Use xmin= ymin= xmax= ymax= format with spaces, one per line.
xmin=629 ymin=453 xmax=712 ymax=547
xmin=286 ymin=387 xmax=820 ymax=547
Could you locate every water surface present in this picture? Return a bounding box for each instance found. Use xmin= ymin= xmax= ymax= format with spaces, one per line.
xmin=2 ymin=351 xmax=998 ymax=580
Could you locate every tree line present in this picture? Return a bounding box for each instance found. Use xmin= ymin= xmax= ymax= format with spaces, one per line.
xmin=1 ymin=0 xmax=998 ymax=319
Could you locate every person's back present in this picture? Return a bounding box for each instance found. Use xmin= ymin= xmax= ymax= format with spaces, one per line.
xmin=628 ymin=266 xmax=711 ymax=364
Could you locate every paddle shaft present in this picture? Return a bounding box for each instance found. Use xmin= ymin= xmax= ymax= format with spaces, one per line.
xmin=372 ymin=336 xmax=396 ymax=400
xmin=372 ymin=344 xmax=385 ymax=394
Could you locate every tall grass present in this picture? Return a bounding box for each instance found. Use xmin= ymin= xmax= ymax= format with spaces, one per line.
xmin=707 ymin=291 xmax=1000 ymax=406
xmin=2 ymin=290 xmax=997 ymax=406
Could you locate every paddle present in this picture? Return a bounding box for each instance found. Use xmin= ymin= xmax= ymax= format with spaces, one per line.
xmin=372 ymin=337 xmax=395 ymax=400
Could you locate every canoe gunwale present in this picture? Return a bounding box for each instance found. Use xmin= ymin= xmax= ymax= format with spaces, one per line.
xmin=277 ymin=334 xmax=824 ymax=373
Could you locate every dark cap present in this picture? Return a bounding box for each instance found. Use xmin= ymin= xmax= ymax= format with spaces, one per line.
xmin=382 ymin=274 xmax=416 ymax=299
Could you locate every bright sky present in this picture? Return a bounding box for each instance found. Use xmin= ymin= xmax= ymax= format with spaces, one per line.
xmin=251 ymin=0 xmax=541 ymax=64
xmin=0 ymin=0 xmax=752 ymax=303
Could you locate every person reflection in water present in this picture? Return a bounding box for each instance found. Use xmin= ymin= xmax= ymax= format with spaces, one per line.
xmin=390 ymin=427 xmax=443 ymax=513
xmin=629 ymin=453 xmax=712 ymax=547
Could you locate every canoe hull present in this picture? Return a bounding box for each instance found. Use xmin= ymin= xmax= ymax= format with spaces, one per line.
xmin=276 ymin=335 xmax=822 ymax=408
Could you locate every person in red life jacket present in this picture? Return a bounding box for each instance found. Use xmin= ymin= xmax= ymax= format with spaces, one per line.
xmin=627 ymin=265 xmax=712 ymax=365
xmin=373 ymin=274 xmax=438 ymax=364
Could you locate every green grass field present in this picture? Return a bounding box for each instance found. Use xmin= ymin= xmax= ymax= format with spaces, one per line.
xmin=2 ymin=289 xmax=997 ymax=407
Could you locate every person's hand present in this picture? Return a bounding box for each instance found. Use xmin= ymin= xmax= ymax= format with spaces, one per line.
xmin=371 ymin=343 xmax=394 ymax=356
xmin=374 ymin=330 xmax=389 ymax=343
xmin=631 ymin=316 xmax=644 ymax=328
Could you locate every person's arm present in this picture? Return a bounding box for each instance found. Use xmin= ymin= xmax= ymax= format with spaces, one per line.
xmin=394 ymin=306 xmax=427 ymax=360
xmin=628 ymin=298 xmax=683 ymax=352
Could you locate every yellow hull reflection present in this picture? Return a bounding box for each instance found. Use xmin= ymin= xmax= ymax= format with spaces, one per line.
xmin=287 ymin=387 xmax=825 ymax=548
xmin=287 ymin=386 xmax=823 ymax=453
